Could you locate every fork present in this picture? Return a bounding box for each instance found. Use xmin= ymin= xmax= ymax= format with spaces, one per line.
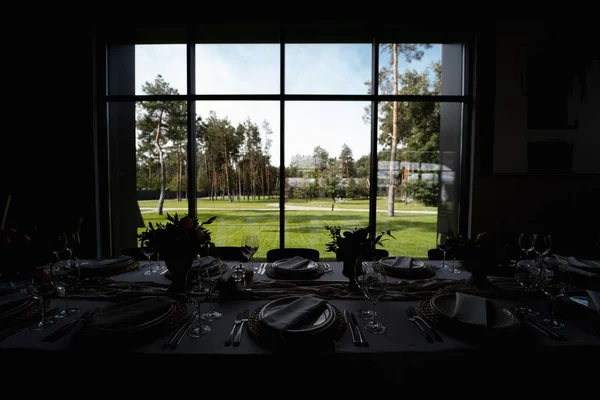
xmin=408 ymin=306 xmax=442 ymax=342
xmin=225 ymin=312 xmax=243 ymax=346
xmin=323 ymin=263 xmax=333 ymax=273
xmin=232 ymin=308 xmax=249 ymax=346
xmin=259 ymin=263 xmax=267 ymax=275
xmin=42 ymin=307 xmax=101 ymax=343
xmin=405 ymin=308 xmax=434 ymax=343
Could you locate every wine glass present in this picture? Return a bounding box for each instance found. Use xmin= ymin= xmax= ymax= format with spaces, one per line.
xmin=361 ymin=261 xmax=387 ymax=334
xmin=140 ymin=241 xmax=156 ymax=276
xmin=514 ymin=259 xmax=541 ymax=316
xmin=518 ymin=233 xmax=535 ymax=260
xmin=539 ymin=265 xmax=569 ymax=329
xmin=185 ymin=266 xmax=211 ymax=338
xmin=437 ymin=232 xmax=449 ymax=270
xmin=533 ymin=234 xmax=552 ymax=262
xmin=242 ymin=235 xmax=259 ymax=271
xmin=354 ymin=260 xmax=375 ymax=321
xmin=199 ymin=260 xmax=223 ymax=322
xmin=51 ymin=257 xmax=80 ymax=318
xmin=27 ymin=268 xmax=56 ymax=330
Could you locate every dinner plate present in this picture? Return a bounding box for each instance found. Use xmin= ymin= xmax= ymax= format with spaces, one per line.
xmin=563 ymin=291 xmax=600 ymax=313
xmin=272 ymin=258 xmax=319 ymax=274
xmin=430 ymin=293 xmax=519 ymax=330
xmin=259 ymin=296 xmax=334 ymax=334
xmin=88 ymin=296 xmax=176 ymax=334
xmin=379 ymin=257 xmax=425 ymax=270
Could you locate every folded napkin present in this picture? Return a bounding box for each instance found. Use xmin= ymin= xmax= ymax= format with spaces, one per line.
xmin=0 ymin=291 xmax=30 ymax=313
xmin=450 ymin=293 xmax=490 ymax=327
xmin=88 ymin=296 xmax=176 ymax=331
xmin=193 ymin=256 xmax=219 ymax=270
xmin=262 ymin=295 xmax=327 ymax=332
xmin=79 ymin=256 xmax=133 ymax=269
xmin=554 ymin=255 xmax=600 ymax=274
xmin=587 ymin=290 xmax=600 ymax=311
xmin=389 ymin=256 xmax=414 ymax=269
xmin=274 ymin=256 xmax=311 ymax=270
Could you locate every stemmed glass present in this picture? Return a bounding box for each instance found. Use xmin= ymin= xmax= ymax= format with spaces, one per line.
xmin=518 ymin=233 xmax=535 ymax=260
xmin=185 ymin=266 xmax=211 ymax=338
xmin=199 ymin=260 xmax=223 ymax=322
xmin=27 ymin=268 xmax=55 ymax=330
xmin=360 ymin=261 xmax=387 ymax=334
xmin=533 ymin=234 xmax=552 ymax=263
xmin=242 ymin=235 xmax=259 ymax=272
xmin=539 ymin=265 xmax=569 ymax=329
xmin=51 ymin=253 xmax=80 ymax=318
xmin=437 ymin=232 xmax=449 ymax=270
xmin=354 ymin=260 xmax=375 ymax=321
xmin=514 ymin=259 xmax=541 ymax=316
xmin=140 ymin=241 xmax=156 ymax=276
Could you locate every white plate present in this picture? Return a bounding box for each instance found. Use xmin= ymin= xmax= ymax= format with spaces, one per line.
xmin=379 ymin=257 xmax=426 ymax=270
xmin=272 ymin=258 xmax=318 ymax=273
xmin=430 ymin=293 xmax=519 ymax=330
xmin=258 ymin=296 xmax=334 ymax=334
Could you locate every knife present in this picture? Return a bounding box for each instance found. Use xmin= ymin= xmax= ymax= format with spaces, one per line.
xmin=171 ymin=313 xmax=198 ymax=349
xmin=350 ymin=311 xmax=368 ymax=346
xmin=343 ymin=309 xmax=359 ymax=345
xmin=164 ymin=310 xmax=198 ymax=347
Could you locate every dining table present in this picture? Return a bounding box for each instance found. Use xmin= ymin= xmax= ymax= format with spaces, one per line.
xmin=1 ymin=258 xmax=599 ymax=389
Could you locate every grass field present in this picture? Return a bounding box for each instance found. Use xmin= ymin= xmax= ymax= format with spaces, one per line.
xmin=137 ymin=197 xmax=437 ymax=259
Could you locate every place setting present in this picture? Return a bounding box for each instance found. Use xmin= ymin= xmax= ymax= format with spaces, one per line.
xmin=417 ymin=291 xmax=521 ymax=342
xmin=246 ymin=294 xmax=344 ymax=352
xmin=377 ymin=256 xmax=435 ymax=279
xmin=265 ymin=256 xmax=325 ymax=280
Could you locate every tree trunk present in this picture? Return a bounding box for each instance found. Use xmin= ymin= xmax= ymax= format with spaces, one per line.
xmin=237 ymin=164 xmax=242 ymax=201
xmin=155 ymin=110 xmax=166 ymax=215
xmin=265 ymin=160 xmax=270 ymax=198
xmin=223 ymin=134 xmax=232 ymax=202
xmin=176 ymin=144 xmax=182 ymax=202
xmin=387 ymin=44 xmax=399 ymax=217
xmin=178 ymin=148 xmax=184 ymax=201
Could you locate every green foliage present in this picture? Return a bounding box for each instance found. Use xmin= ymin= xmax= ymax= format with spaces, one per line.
xmin=324 ymin=224 xmax=395 ymax=261
xmin=405 ymin=177 xmax=440 ymax=207
xmin=138 ymin=213 xmax=217 ymax=257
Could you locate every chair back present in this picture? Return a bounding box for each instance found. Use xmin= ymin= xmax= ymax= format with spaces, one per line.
xmin=209 ymin=246 xmax=244 ymax=261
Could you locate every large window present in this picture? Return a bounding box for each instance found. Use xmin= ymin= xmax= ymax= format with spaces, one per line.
xmin=100 ymin=24 xmax=471 ymax=260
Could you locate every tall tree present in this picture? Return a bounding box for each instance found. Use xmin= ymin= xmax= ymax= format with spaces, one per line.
xmin=338 ymin=143 xmax=355 ymax=179
xmin=137 ymin=75 xmax=182 ymax=215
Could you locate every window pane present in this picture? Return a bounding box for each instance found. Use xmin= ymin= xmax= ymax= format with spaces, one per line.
xmin=286 ymin=44 xmax=371 ymax=94
xmin=376 ymin=101 xmax=462 ymax=258
xmin=135 ymin=98 xmax=188 ymax=248
xmin=378 ymin=43 xmax=463 ymax=96
xmin=135 ymin=44 xmax=187 ymax=95
xmin=195 ymin=101 xmax=280 ymax=259
xmin=196 ymin=44 xmax=280 ymax=94
xmin=284 ymin=101 xmax=371 ymax=258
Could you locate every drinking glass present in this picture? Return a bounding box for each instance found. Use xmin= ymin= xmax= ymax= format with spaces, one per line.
xmin=437 ymin=232 xmax=449 ymax=270
xmin=185 ymin=267 xmax=211 ymax=338
xmin=533 ymin=234 xmax=552 ymax=261
xmin=51 ymin=258 xmax=80 ymax=317
xmin=514 ymin=260 xmax=541 ymax=316
xmin=242 ymin=235 xmax=259 ymax=272
xmin=27 ymin=269 xmax=56 ymax=330
xmin=354 ymin=260 xmax=375 ymax=321
xmin=539 ymin=266 xmax=569 ymax=329
xmin=361 ymin=261 xmax=387 ymax=334
xmin=140 ymin=241 xmax=156 ymax=276
xmin=199 ymin=260 xmax=223 ymax=322
xmin=518 ymin=233 xmax=535 ymax=260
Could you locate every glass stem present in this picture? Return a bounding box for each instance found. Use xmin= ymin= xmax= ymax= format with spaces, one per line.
xmin=64 ymin=287 xmax=69 ymax=311
xmin=40 ymin=299 xmax=46 ymax=324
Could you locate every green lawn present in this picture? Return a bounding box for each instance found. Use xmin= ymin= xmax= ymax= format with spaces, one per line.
xmin=137 ymin=197 xmax=437 ymax=259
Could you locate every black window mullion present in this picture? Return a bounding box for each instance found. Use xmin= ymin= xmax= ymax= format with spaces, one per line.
xmin=279 ymin=26 xmax=286 ymax=250
xmin=187 ymin=31 xmax=197 ymax=220
xmin=369 ymin=35 xmax=379 ymax=241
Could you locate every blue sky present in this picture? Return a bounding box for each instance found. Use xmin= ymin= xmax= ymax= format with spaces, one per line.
xmin=135 ymin=43 xmax=440 ymax=166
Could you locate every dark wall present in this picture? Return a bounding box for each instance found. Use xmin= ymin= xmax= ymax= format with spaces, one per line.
xmin=1 ymin=26 xmax=97 ymax=258
xmin=470 ymin=20 xmax=600 ymax=258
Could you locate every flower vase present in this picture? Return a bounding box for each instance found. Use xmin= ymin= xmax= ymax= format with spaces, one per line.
xmin=341 ymin=250 xmax=360 ymax=292
xmin=164 ymin=258 xmax=194 ymax=293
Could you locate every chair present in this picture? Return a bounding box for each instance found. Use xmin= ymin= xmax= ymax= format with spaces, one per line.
xmin=266 ymin=248 xmax=320 ymax=263
xmin=374 ymin=249 xmax=389 ymax=260
xmin=208 ymin=246 xmax=244 ymax=261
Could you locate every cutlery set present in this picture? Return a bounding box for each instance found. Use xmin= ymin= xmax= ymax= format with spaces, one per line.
xmin=164 ymin=310 xmax=199 ymax=349
xmin=225 ymin=308 xmax=249 ymax=346
xmin=344 ymin=309 xmax=368 ymax=346
xmin=405 ymin=306 xmax=443 ymax=343
xmin=256 ymin=263 xmax=267 ymax=275
xmin=0 ymin=307 xmax=60 ymax=342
